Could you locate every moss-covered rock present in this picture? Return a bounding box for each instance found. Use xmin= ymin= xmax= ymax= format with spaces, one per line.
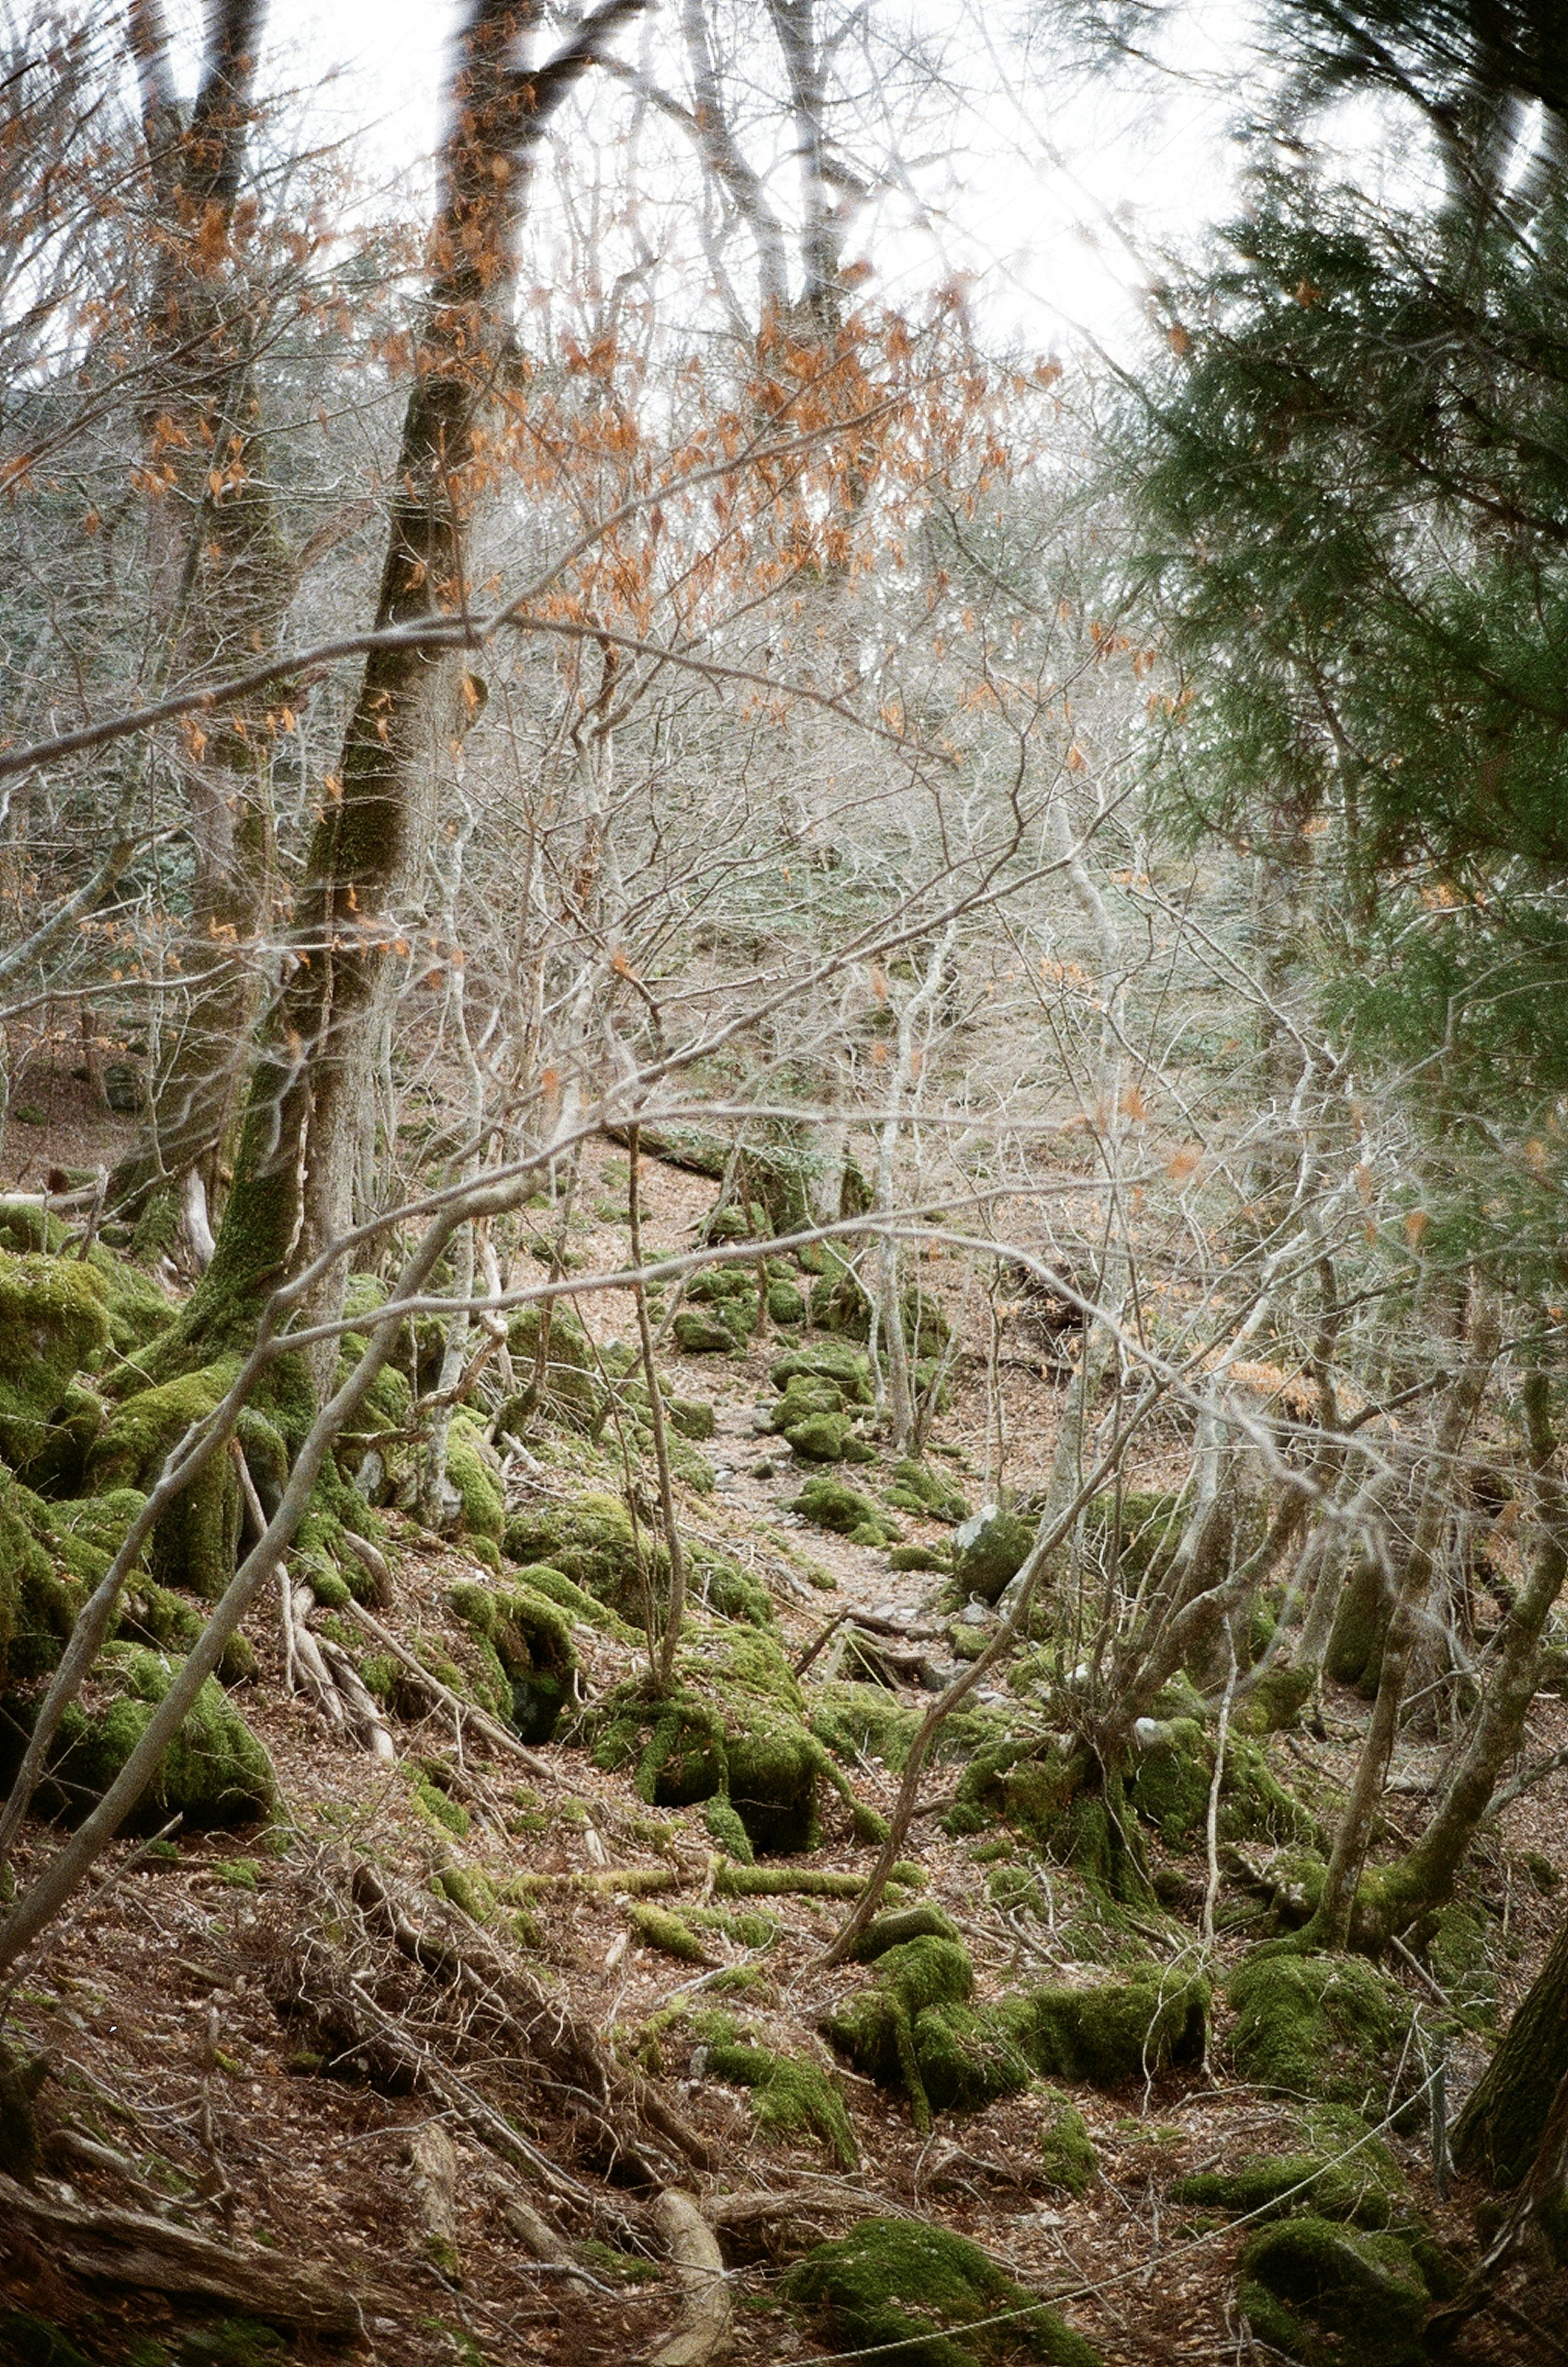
xmin=581 ymin=1623 xmax=872 ymax=1854
xmin=0 ymin=1475 xmax=102 ymax=1690
xmin=770 ymin=1342 xmax=874 ymax=1405
xmin=1171 ymin=2105 xmax=1406 ymax=2227
xmin=672 ymin=1308 xmax=739 ymax=1355
xmin=86 ymin=1362 xmax=241 ymax=1597
xmin=0 ymin=1200 xmax=66 ymax=1255
xmin=1005 ymin=1970 xmax=1209 ymax=2088
xmin=790 ymin=1474 xmax=901 ymax=1547
xmin=788 ymin=1409 xmax=875 ymax=1464
xmin=884 ymin=1459 xmax=969 ymax=1525
xmin=1127 ymin=1719 xmax=1319 ymax=1854
xmin=784 ymin=2217 xmax=1102 ymax=2367
xmin=1234 ymin=1662 xmax=1316 ymax=1736
xmin=444 ymin=1414 xmax=505 ymax=1542
xmin=448 ymin=1576 xmax=580 ymax=1743
xmin=1226 ymin=1954 xmax=1415 ymax=2115
xmin=1236 ymin=2215 xmax=1446 ymax=2367
xmin=499 ymin=1301 xmax=608 ymax=1434
xmin=0 ymin=1250 xmax=111 ymax=1473
xmin=24 ymin=1642 xmax=273 ymax=1830
xmin=692 ymin=2010 xmax=858 ymax=2168
xmin=82 ymin=1242 xmax=174 ymax=1359
xmin=823 ymin=1937 xmax=1033 ymax=2129
xmin=502 ymin=1491 xmax=652 ymax=1616
xmin=768 ymin=1279 xmax=806 ymax=1325
xmin=846 ymin=1903 xmax=963 ymax=1961
xmin=665 ymin=1393 xmax=715 ymax=1441
xmin=951 ymin=1504 xmax=1033 ymax=1604
xmin=1037 ymin=2087 xmax=1098 ymax=2196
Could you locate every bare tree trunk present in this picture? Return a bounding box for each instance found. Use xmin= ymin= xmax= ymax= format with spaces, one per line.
xmin=110 ymin=2 xmax=288 ymax=1230
xmin=1305 ymin=1291 xmax=1500 ymax=1952
xmin=1361 ymin=1362 xmax=1568 ymax=1943
xmin=166 ymin=0 xmax=641 ymax=1411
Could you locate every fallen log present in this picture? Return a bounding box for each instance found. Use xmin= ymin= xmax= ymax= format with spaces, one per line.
xmin=0 ymin=2170 xmax=370 ymax=2336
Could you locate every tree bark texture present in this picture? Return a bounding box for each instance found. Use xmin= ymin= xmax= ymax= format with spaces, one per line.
xmin=174 ymin=0 xmax=641 ymax=1397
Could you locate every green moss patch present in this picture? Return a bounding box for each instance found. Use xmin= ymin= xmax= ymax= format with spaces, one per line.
xmin=1226 ymin=1954 xmax=1416 ymax=2115
xmin=884 ymin=1459 xmax=969 ymax=1525
xmin=790 ymin=1474 xmax=901 ymax=1547
xmin=499 ymin=1302 xmax=608 ymax=1434
xmin=581 ymin=1623 xmax=873 ymax=1855
xmin=20 ymin=1642 xmax=274 ymax=1830
xmin=693 ymin=2010 xmax=858 ymax=2169
xmin=824 ymin=1936 xmax=1034 ymax=2130
xmin=1171 ymin=2105 xmax=1405 ymax=2227
xmin=950 ymin=1505 xmax=1033 ymax=1605
xmin=502 ymin=1491 xmax=652 ymax=1618
xmin=448 ymin=1576 xmax=580 ymax=1743
xmin=1004 ymin=1969 xmax=1209 ymax=2089
xmin=1038 ymin=2087 xmax=1098 ymax=2196
xmin=784 ymin=2216 xmax=1102 ymax=2367
xmin=0 ymin=1250 xmax=111 ymax=1473
xmin=1127 ymin=1719 xmax=1320 ymax=1853
xmin=1237 ymin=2214 xmax=1454 ymax=2367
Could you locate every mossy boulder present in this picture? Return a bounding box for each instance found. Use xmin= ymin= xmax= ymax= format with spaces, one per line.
xmin=86 ymin=1362 xmax=241 ymax=1597
xmin=82 ymin=1242 xmax=174 ymax=1358
xmin=884 ymin=1459 xmax=969 ymax=1525
xmin=0 ymin=1250 xmax=111 ymax=1473
xmin=1037 ymin=2087 xmax=1098 ymax=2196
xmin=448 ymin=1576 xmax=579 ymax=1743
xmin=582 ymin=1623 xmax=869 ymax=1855
xmin=684 ymin=1266 xmax=759 ymax=1346
xmin=1226 ymin=1954 xmax=1416 ymax=2116
xmin=951 ymin=1504 xmax=1033 ymax=1604
xmin=845 ymin=1903 xmax=963 ymax=1961
xmin=8 ymin=1380 xmax=105 ymax=1495
xmin=768 ymin=1279 xmax=806 ymax=1325
xmin=1004 ymin=1969 xmax=1209 ymax=2088
xmin=790 ymin=1475 xmax=901 ymax=1547
xmin=1234 ymin=1662 xmax=1316 ymax=1736
xmin=1237 ymin=2215 xmax=1453 ymax=2367
xmin=0 ymin=1478 xmax=86 ymax=1689
xmin=672 ymin=1309 xmax=738 ymax=1355
xmin=784 ymin=2216 xmax=1102 ymax=2367
xmin=0 ymin=1200 xmax=66 ymax=1255
xmin=770 ymin=1342 xmax=873 ymax=1405
xmin=787 ymin=1410 xmax=874 ymax=1464
xmin=444 ymin=1414 xmax=505 ymax=1542
xmin=1171 ymin=2105 xmax=1406 ymax=2228
xmin=692 ymin=2010 xmax=858 ymax=2169
xmin=1127 ymin=1718 xmax=1319 ymax=1853
xmin=824 ymin=1937 xmax=1034 ymax=2129
xmin=502 ymin=1490 xmax=652 ymax=1616
xmin=26 ymin=1642 xmax=273 ymax=1830
xmin=665 ymin=1393 xmax=715 ymax=1441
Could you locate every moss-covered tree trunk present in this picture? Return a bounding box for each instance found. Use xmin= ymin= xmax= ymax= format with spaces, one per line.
xmin=1452 ymin=1905 xmax=1568 ymax=2187
xmin=166 ymin=0 xmax=640 ymax=1411
xmin=110 ymin=2 xmax=288 ymax=1234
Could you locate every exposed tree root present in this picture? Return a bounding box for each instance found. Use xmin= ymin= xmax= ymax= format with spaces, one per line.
xmin=0 ymin=2169 xmax=371 ymax=2336
xmin=650 ymin=2188 xmax=731 ymax=2367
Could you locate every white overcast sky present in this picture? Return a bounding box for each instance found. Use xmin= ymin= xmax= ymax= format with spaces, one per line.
xmin=152 ymin=0 xmax=1261 ymax=360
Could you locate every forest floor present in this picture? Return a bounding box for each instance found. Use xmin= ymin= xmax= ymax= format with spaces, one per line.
xmin=2 ymin=1096 xmax=1567 ymax=2367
